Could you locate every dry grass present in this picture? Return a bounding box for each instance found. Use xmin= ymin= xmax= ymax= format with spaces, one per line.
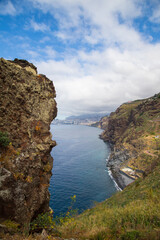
xmin=56 ymin=164 xmax=160 ymax=240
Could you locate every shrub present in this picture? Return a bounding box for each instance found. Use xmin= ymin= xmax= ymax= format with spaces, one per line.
xmin=0 ymin=131 xmax=10 ymax=147
xmin=30 ymin=212 xmax=54 ymax=232
xmin=55 ymin=195 xmax=77 ymax=225
xmin=30 ymin=196 xmax=77 ymax=234
xmin=3 ymin=220 xmax=20 ymax=228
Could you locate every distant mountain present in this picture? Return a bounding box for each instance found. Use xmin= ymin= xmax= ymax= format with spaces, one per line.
xmin=57 ymin=93 xmax=160 ymax=240
xmin=66 ymin=113 xmax=108 ymax=121
xmin=52 ymin=113 xmax=109 ymax=126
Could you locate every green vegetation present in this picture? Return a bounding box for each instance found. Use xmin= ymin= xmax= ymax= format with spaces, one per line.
xmin=2 ymin=94 xmax=160 ymax=240
xmin=108 ymin=94 xmax=160 ymax=172
xmin=54 ymin=195 xmax=77 ymax=226
xmin=111 ymin=100 xmax=144 ymax=120
xmin=30 ymin=212 xmax=54 ymax=232
xmin=2 ymin=220 xmax=20 ymax=230
xmin=2 ymin=169 xmax=160 ymax=239
xmin=0 ymin=131 xmax=10 ymax=147
xmin=56 ymin=164 xmax=160 ymax=240
xmin=30 ymin=195 xmax=77 ymax=234
xmin=53 ymin=94 xmax=160 ymax=240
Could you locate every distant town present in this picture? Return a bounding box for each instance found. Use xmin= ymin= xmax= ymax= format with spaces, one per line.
xmin=52 ymin=113 xmax=108 ymax=126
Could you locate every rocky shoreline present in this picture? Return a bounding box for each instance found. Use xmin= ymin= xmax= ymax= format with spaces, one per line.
xmin=108 ymin=166 xmax=135 ymax=190
xmin=99 ymin=126 xmax=136 ymax=189
xmin=105 ymin=146 xmax=135 ymax=189
xmin=99 ymin=93 xmax=160 ymax=191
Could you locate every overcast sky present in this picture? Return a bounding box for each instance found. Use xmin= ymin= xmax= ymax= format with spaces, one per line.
xmin=1 ymin=0 xmax=160 ymax=119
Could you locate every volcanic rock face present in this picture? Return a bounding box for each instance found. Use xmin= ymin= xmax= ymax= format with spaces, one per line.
xmin=100 ymin=94 xmax=160 ymax=188
xmin=0 ymin=58 xmax=57 ymax=225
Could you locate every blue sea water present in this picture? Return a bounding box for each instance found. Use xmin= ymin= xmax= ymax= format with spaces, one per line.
xmin=49 ymin=125 xmax=117 ymax=216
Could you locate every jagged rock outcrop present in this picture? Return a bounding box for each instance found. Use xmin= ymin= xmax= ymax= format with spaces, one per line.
xmin=0 ymin=58 xmax=57 ymax=226
xmin=100 ymin=94 xmax=160 ymax=188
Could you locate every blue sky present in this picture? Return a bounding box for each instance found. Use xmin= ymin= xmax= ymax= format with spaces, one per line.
xmin=1 ymin=0 xmax=160 ymax=119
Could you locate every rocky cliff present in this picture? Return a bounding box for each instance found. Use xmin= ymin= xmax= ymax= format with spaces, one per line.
xmin=54 ymin=95 xmax=160 ymax=240
xmin=100 ymin=94 xmax=160 ymax=188
xmin=90 ymin=116 xmax=109 ymax=129
xmin=0 ymin=58 xmax=57 ymax=227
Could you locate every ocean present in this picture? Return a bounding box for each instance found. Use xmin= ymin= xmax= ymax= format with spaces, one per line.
xmin=49 ymin=124 xmax=118 ymax=216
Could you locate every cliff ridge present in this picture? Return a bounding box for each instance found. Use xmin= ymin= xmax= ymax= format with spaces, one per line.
xmin=0 ymin=58 xmax=57 ymax=228
xmin=100 ymin=94 xmax=160 ymax=188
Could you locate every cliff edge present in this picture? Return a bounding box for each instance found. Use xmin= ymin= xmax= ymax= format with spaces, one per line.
xmin=0 ymin=58 xmax=57 ymax=227
xmin=100 ymin=94 xmax=160 ymax=189
xmin=51 ymin=94 xmax=160 ymax=240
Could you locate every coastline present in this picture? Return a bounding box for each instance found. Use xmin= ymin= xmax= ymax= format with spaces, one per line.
xmin=105 ymin=147 xmax=135 ymax=190
xmin=107 ymin=166 xmax=122 ymax=191
xmin=109 ymin=167 xmax=134 ymax=190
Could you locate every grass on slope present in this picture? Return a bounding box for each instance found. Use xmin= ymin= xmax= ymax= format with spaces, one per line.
xmin=57 ymin=164 xmax=160 ymax=240
xmin=111 ymin=96 xmax=160 ymax=173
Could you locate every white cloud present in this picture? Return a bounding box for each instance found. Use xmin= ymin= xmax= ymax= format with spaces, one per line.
xmin=30 ymin=0 xmax=142 ymax=46
xmin=27 ymin=50 xmax=39 ymax=58
xmin=35 ymin=43 xmax=160 ymax=117
xmin=150 ymin=7 xmax=160 ymax=23
xmin=30 ymin=20 xmax=50 ymax=32
xmin=0 ymin=1 xmax=17 ymax=15
xmin=43 ymin=46 xmax=57 ymax=58
xmin=40 ymin=36 xmax=51 ymax=43
xmin=27 ymin=0 xmax=160 ymax=118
